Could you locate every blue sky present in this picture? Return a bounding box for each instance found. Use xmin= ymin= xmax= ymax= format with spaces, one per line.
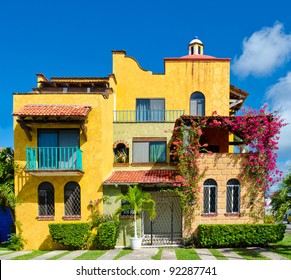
xmin=1 ymin=0 xmax=291 ymax=179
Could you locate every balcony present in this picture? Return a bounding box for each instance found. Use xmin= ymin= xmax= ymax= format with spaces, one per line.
xmin=113 ymin=110 xmax=185 ymax=123
xmin=25 ymin=147 xmax=83 ymax=176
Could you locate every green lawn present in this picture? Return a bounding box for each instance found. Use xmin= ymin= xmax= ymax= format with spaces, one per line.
xmin=12 ymin=251 xmax=49 ymax=260
xmin=113 ymin=249 xmax=133 ymax=260
xmin=74 ymin=250 xmax=107 ymax=260
xmin=175 ymin=248 xmax=200 ymax=260
xmin=266 ymin=233 xmax=291 ymax=259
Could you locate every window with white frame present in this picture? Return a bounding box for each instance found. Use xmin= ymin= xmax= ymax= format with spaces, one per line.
xmin=190 ymin=92 xmax=205 ymax=116
xmin=136 ymin=99 xmax=165 ymax=121
xmin=203 ymin=179 xmax=217 ymax=214
xmin=132 ymin=138 xmax=166 ymax=163
xmin=226 ymin=179 xmax=240 ymax=213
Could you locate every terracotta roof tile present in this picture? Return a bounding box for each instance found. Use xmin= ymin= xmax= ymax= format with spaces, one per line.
xmin=13 ymin=104 xmax=92 ymax=117
xmin=104 ymin=170 xmax=180 ymax=185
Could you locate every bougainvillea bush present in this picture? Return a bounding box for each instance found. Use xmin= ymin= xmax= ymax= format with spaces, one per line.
xmin=171 ymin=106 xmax=286 ymax=210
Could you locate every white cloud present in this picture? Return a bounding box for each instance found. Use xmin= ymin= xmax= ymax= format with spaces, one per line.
xmin=232 ymin=22 xmax=291 ymax=78
xmin=265 ymin=72 xmax=291 ymax=156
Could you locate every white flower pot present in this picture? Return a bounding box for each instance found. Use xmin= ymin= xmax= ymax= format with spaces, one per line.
xmin=130 ymin=237 xmax=143 ymax=249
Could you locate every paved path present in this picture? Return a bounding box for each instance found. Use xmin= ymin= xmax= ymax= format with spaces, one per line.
xmin=0 ymin=250 xmax=33 ymax=260
xmin=0 ymin=247 xmax=289 ymax=260
xmin=58 ymin=250 xmax=88 ymax=260
xmin=161 ymin=249 xmax=176 ymax=260
xmin=248 ymin=247 xmax=288 ymax=260
xmin=32 ymin=250 xmax=68 ymax=260
xmin=195 ymin=248 xmax=217 ymax=260
xmin=97 ymin=249 xmax=122 ymax=260
xmin=119 ymin=248 xmax=158 ymax=260
xmin=216 ymin=248 xmax=245 ymax=260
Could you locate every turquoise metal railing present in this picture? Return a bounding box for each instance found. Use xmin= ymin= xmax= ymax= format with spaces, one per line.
xmin=26 ymin=147 xmax=83 ymax=171
xmin=113 ymin=110 xmax=185 ymax=122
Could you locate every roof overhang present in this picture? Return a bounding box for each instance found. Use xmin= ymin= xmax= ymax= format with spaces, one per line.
xmin=13 ymin=104 xmax=92 ymax=141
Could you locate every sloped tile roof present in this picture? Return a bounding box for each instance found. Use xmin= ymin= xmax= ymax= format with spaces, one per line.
xmin=104 ymin=170 xmax=180 ymax=185
xmin=13 ymin=104 xmax=92 ymax=117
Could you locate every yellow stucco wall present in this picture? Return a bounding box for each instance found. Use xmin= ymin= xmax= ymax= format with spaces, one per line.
xmin=112 ymin=52 xmax=230 ymax=116
xmin=13 ymin=93 xmax=113 ymax=249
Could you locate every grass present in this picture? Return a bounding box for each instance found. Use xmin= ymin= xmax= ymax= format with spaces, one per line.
xmin=208 ymin=249 xmax=228 ymax=260
xmin=176 ymin=248 xmax=200 ymax=260
xmin=266 ymin=233 xmax=291 ymax=260
xmin=151 ymin=248 xmax=163 ymax=260
xmin=113 ymin=249 xmax=133 ymax=260
xmin=12 ymin=251 xmax=49 ymax=260
xmin=74 ymin=250 xmax=107 ymax=260
xmin=48 ymin=251 xmax=72 ymax=260
xmin=232 ymin=248 xmax=270 ymax=260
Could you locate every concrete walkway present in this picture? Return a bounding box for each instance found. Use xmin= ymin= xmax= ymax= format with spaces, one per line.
xmin=32 ymin=250 xmax=68 ymax=260
xmin=195 ymin=248 xmax=217 ymax=260
xmin=97 ymin=248 xmax=122 ymax=260
xmin=161 ymin=249 xmax=176 ymax=260
xmin=216 ymin=248 xmax=245 ymax=260
xmin=58 ymin=250 xmax=88 ymax=260
xmin=0 ymin=250 xmax=33 ymax=260
xmin=119 ymin=248 xmax=158 ymax=260
xmin=0 ymin=247 xmax=289 ymax=260
xmin=248 ymin=247 xmax=288 ymax=260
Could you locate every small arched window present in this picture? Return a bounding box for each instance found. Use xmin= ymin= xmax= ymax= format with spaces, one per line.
xmin=226 ymin=179 xmax=240 ymax=213
xmin=114 ymin=143 xmax=129 ymax=163
xmin=64 ymin=181 xmax=80 ymax=216
xmin=38 ymin=182 xmax=54 ymax=216
xmin=203 ymin=179 xmax=217 ymax=214
xmin=190 ymin=92 xmax=205 ymax=116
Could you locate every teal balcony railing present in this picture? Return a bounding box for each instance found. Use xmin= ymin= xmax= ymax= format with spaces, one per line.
xmin=26 ymin=147 xmax=83 ymax=171
xmin=113 ymin=110 xmax=185 ymax=123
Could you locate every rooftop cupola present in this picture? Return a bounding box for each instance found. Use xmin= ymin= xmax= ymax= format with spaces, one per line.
xmin=188 ymin=36 xmax=204 ymax=55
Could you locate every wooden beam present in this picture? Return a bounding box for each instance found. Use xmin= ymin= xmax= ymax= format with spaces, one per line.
xmin=17 ymin=119 xmax=32 ymax=141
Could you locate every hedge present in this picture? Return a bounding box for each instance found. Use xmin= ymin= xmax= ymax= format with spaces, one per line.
xmin=48 ymin=222 xmax=91 ymax=249
xmin=196 ymin=223 xmax=286 ymax=248
xmin=93 ymin=221 xmax=119 ymax=250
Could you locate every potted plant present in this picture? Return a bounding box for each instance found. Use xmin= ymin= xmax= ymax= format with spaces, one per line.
xmin=115 ymin=185 xmax=156 ymax=249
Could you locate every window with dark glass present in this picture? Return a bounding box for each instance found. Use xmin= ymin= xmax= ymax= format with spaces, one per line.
xmin=64 ymin=181 xmax=80 ymax=216
xmin=203 ymin=179 xmax=217 ymax=214
xmin=190 ymin=92 xmax=205 ymax=116
xmin=38 ymin=182 xmax=54 ymax=216
xmin=136 ymin=99 xmax=165 ymax=121
xmin=226 ymin=179 xmax=240 ymax=213
xmin=133 ymin=139 xmax=166 ymax=163
xmin=37 ymin=129 xmax=80 ymax=169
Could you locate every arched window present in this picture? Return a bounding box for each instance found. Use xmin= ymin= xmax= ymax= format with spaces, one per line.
xmin=203 ymin=179 xmax=217 ymax=214
xmin=114 ymin=143 xmax=129 ymax=163
xmin=38 ymin=182 xmax=54 ymax=216
xmin=226 ymin=179 xmax=240 ymax=213
xmin=190 ymin=92 xmax=205 ymax=116
xmin=64 ymin=181 xmax=80 ymax=216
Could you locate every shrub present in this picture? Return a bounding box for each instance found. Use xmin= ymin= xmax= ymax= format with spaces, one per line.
xmin=7 ymin=221 xmax=25 ymax=251
xmin=49 ymin=223 xmax=90 ymax=249
xmin=94 ymin=221 xmax=119 ymax=250
xmin=196 ymin=223 xmax=286 ymax=248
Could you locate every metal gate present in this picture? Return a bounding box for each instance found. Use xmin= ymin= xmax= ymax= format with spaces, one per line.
xmin=142 ymin=191 xmax=182 ymax=246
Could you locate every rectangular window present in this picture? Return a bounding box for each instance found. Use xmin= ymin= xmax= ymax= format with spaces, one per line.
xmin=133 ymin=138 xmax=166 ymax=163
xmin=203 ymin=186 xmax=217 ymax=214
xmin=226 ymin=185 xmax=240 ymax=213
xmin=136 ymin=99 xmax=165 ymax=121
xmin=37 ymin=129 xmax=80 ymax=169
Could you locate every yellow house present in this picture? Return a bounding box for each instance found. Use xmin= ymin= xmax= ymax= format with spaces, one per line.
xmin=13 ymin=37 xmax=263 ymax=249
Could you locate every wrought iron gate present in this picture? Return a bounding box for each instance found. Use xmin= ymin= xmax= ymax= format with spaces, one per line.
xmin=143 ymin=191 xmax=182 ymax=246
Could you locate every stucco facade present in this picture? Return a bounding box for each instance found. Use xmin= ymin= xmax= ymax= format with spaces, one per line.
xmin=13 ymin=38 xmax=263 ymax=249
